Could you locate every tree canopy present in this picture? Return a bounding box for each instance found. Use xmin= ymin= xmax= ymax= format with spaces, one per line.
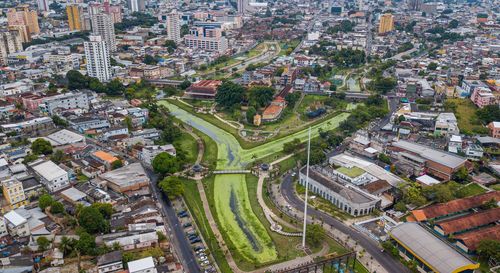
xmin=39 ymin=194 xmax=54 ymax=211
xmin=248 ymin=86 xmax=274 ymax=108
xmin=31 ymin=138 xmax=53 ymax=155
xmin=152 ymin=152 xmax=182 ymax=176
xmin=306 ymin=224 xmax=325 ymax=248
xmin=78 ymin=206 xmax=109 ymax=234
xmin=215 ymin=82 xmax=246 ymax=109
xmin=158 ymin=176 xmax=184 ymax=199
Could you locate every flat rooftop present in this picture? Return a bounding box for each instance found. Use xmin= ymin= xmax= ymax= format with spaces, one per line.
xmin=336 ymin=166 xmax=365 ymax=178
xmin=392 ymin=140 xmax=466 ymax=169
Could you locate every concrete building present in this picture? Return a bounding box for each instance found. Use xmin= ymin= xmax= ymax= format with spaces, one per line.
xmin=91 ymin=14 xmax=117 ymax=52
xmin=166 ymin=10 xmax=181 ymax=43
xmin=84 ymin=35 xmax=112 ymax=82
xmin=128 ymin=0 xmax=145 ymax=12
xmin=0 ymin=117 xmax=55 ymax=135
xmin=0 ymin=30 xmax=23 ymax=65
xmin=2 ymin=178 xmax=28 ymax=210
xmin=97 ymin=250 xmax=123 ymax=273
xmin=31 ymin=160 xmax=69 ymax=193
xmin=140 ymin=145 xmax=176 ymax=165
xmin=128 ymin=256 xmax=157 ymax=273
xmin=391 ymin=140 xmax=468 ymax=181
xmin=299 ymin=166 xmax=380 ymax=216
xmin=488 ymin=122 xmax=500 ymax=138
xmin=66 ymin=4 xmax=84 ymax=31
xmin=408 ymin=0 xmax=422 ymax=10
xmin=99 ymin=163 xmax=150 ymax=196
xmin=3 ymin=210 xmax=30 ymax=237
xmin=470 ymin=87 xmax=496 ymax=108
xmin=184 ymin=27 xmax=228 ymax=53
xmin=41 ymin=92 xmax=89 ymax=114
xmin=7 ymin=5 xmax=40 ymax=41
xmin=184 ymin=80 xmax=222 ymax=99
xmin=389 ymin=223 xmax=479 ymax=273
xmin=434 ymin=113 xmax=459 ymax=136
xmin=37 ymin=0 xmax=50 ymax=12
xmin=378 ymin=13 xmax=394 ymax=34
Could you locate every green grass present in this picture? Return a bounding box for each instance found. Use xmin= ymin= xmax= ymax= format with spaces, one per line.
xmin=456 ymin=183 xmax=487 ymax=198
xmin=446 ymin=98 xmax=486 ymax=135
xmin=181 ymin=178 xmax=233 ymax=273
xmin=262 ymin=179 xmax=301 ymax=232
xmin=490 ymin=184 xmax=500 ymax=191
xmin=336 ymin=166 xmax=365 ymax=178
xmin=276 ymin=155 xmax=299 ymax=175
xmin=174 ymin=132 xmax=198 ymax=164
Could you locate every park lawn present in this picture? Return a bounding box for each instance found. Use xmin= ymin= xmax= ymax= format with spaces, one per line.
xmin=490 ymin=184 xmax=500 ymax=191
xmin=173 ymin=132 xmax=198 ymax=164
xmin=245 ymin=175 xmax=308 ymax=263
xmin=297 ymin=95 xmax=331 ymax=115
xmin=279 ymin=39 xmax=301 ymax=56
xmin=262 ymin=179 xmax=301 ymax=232
xmin=456 ymin=183 xmax=487 ymax=198
xmin=194 ymin=128 xmax=218 ymax=170
xmin=212 ymin=174 xmax=278 ymax=267
xmin=446 ymin=98 xmax=485 ymax=134
xmin=167 ymin=99 xmax=242 ymax=141
xmin=247 ymin=43 xmax=267 ymax=58
xmin=181 ymin=178 xmax=232 ymax=273
xmin=276 ymin=155 xmax=299 ymax=175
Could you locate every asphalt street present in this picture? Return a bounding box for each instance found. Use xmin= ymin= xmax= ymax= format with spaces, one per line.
xmin=280 ymin=174 xmax=410 ymax=273
xmin=147 ymin=169 xmax=201 ymax=273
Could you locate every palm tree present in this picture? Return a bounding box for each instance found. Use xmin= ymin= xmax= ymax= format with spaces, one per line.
xmin=59 ymin=236 xmax=74 ymax=256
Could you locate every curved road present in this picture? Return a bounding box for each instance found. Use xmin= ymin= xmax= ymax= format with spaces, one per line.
xmin=280 ymin=174 xmax=409 ymax=273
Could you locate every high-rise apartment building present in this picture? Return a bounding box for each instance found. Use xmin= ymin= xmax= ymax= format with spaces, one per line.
xmin=84 ymin=35 xmax=112 ymax=82
xmin=66 ymin=4 xmax=84 ymax=31
xmin=408 ymin=0 xmax=422 ymax=10
xmin=37 ymin=0 xmax=50 ymax=12
xmin=91 ymin=13 xmax=117 ymax=52
xmin=128 ymin=0 xmax=145 ymax=12
xmin=166 ymin=10 xmax=181 ymax=43
xmin=378 ymin=13 xmax=394 ymax=34
xmin=7 ymin=5 xmax=40 ymax=41
xmin=0 ymin=30 xmax=23 ymax=66
xmin=184 ymin=27 xmax=228 ymax=53
xmin=237 ymin=0 xmax=248 ymax=14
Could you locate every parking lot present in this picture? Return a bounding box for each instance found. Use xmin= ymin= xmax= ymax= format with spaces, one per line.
xmin=172 ymin=199 xmax=217 ymax=273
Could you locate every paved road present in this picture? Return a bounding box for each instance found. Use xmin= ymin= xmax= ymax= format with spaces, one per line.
xmin=147 ymin=169 xmax=201 ymax=273
xmin=280 ymin=175 xmax=409 ymax=273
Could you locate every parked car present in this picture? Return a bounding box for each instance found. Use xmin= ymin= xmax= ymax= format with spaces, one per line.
xmin=183 ymin=222 xmax=192 ymax=228
xmin=190 ymin=238 xmax=201 ymax=244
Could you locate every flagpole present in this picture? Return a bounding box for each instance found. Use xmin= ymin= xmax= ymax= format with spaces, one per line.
xmin=302 ymin=127 xmax=311 ymax=248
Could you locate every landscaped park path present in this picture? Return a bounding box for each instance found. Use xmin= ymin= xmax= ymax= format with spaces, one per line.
xmin=196 ymin=180 xmax=331 ymax=273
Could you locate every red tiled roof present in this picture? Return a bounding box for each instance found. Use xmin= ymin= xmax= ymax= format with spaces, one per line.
xmin=263 ymin=104 xmax=283 ymax=117
xmin=436 ymin=207 xmax=500 ymax=235
xmin=454 ymin=225 xmax=500 ymax=251
xmin=411 ymin=191 xmax=500 ymax=221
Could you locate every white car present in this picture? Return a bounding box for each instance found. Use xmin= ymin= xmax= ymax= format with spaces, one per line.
xmin=201 ymin=260 xmax=210 ymax=266
xmin=200 ymin=256 xmax=208 ymax=261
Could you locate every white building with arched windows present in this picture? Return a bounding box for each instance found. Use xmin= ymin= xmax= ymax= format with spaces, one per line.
xmin=299 ymin=166 xmax=380 ymax=217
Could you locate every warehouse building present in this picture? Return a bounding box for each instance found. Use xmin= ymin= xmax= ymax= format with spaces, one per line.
xmin=389 ymin=223 xmax=479 ymax=273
